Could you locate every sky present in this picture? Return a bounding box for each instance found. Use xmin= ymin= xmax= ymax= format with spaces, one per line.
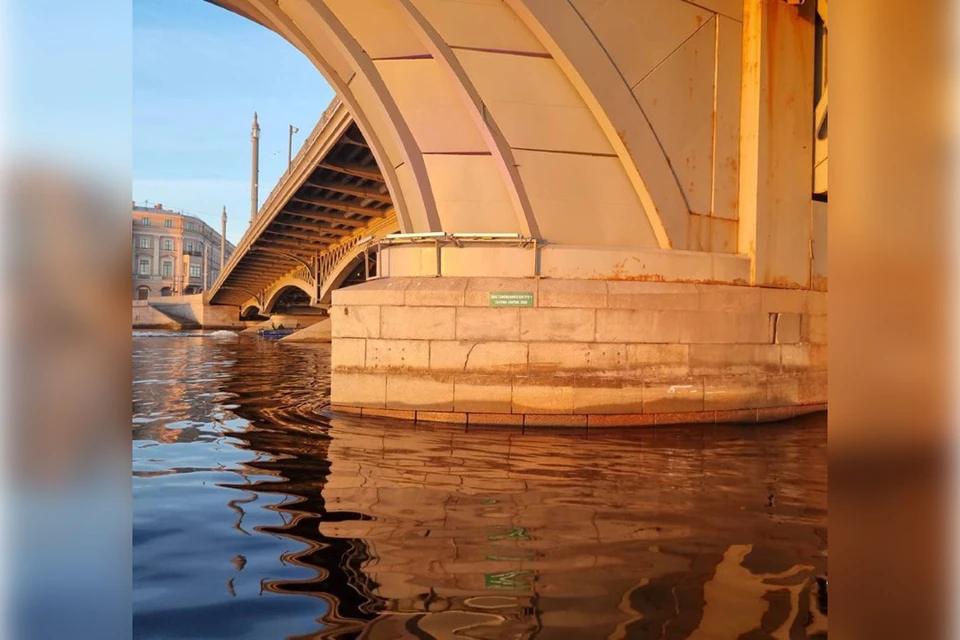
xmin=132 ymin=0 xmax=333 ymax=244
xmin=7 ymin=0 xmax=133 ymax=179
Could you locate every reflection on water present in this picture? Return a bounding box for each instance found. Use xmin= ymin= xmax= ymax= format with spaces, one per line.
xmin=133 ymin=334 xmax=828 ymax=639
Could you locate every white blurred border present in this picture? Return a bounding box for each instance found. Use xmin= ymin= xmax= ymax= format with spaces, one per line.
xmin=952 ymin=0 xmax=960 ymax=635
xmin=0 ymin=0 xmax=10 ymax=636
xmin=0 ymin=1 xmax=132 ymax=639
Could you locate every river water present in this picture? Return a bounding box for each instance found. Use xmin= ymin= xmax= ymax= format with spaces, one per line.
xmin=133 ymin=332 xmax=828 ymax=639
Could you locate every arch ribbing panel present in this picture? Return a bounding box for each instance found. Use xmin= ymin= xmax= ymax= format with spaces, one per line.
xmin=211 ymin=0 xmax=749 ymax=255
xmin=395 ymin=0 xmax=540 ymax=238
xmin=281 ymin=0 xmax=442 ymax=232
xmin=305 ymin=0 xmax=527 ymax=237
xmin=400 ymin=0 xmax=661 ymax=248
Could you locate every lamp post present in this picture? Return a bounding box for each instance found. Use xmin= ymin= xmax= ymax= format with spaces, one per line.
xmin=288 ymin=124 xmax=299 ymax=170
xmin=250 ymin=112 xmax=260 ymax=225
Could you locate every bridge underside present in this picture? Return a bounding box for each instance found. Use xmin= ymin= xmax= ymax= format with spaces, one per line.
xmin=209 ymin=102 xmax=399 ymax=314
xmin=207 ymin=0 xmax=828 ymax=427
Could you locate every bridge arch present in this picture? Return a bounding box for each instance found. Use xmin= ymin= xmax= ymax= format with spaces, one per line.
xmin=319 ymin=254 xmax=366 ymax=306
xmin=317 ymin=217 xmax=399 ymax=305
xmin=262 ymin=280 xmax=315 ymax=315
xmin=208 ymin=0 xmax=755 ymax=251
xmin=240 ymin=303 xmax=265 ymax=321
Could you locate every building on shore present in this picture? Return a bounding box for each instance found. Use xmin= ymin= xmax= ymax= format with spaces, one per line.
xmin=131 ymin=203 xmax=235 ymax=300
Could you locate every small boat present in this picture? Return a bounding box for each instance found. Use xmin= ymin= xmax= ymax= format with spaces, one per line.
xmin=257 ymin=327 xmax=297 ymax=339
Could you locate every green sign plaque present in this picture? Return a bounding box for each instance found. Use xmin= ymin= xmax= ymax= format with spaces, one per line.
xmin=489 ymin=291 xmax=534 ymax=307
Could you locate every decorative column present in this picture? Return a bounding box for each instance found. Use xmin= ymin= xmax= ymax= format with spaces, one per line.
xmin=220 ymin=206 xmax=227 ymax=272
xmin=250 ymin=112 xmax=260 ymax=225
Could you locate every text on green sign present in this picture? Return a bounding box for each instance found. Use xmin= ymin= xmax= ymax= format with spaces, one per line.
xmin=489 ymin=292 xmax=535 ymax=307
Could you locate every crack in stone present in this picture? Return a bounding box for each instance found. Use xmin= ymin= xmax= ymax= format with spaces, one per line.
xmin=462 ymin=343 xmax=479 ymax=373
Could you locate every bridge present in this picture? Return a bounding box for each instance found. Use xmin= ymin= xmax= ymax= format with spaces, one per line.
xmin=207 ymin=98 xmax=400 ymax=319
xmin=206 ymin=0 xmax=828 ymax=428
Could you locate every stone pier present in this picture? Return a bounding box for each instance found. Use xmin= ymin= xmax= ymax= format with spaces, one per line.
xmin=205 ymin=0 xmax=830 ymax=427
xmin=329 ymin=277 xmax=826 ymax=427
xmin=132 ymin=294 xmax=244 ymax=330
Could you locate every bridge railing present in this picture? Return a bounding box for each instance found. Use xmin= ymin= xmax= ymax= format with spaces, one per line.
xmin=292 ymin=264 xmax=312 ymax=282
xmin=363 ymin=232 xmax=539 ymax=280
xmin=317 ymin=233 xmax=365 ymax=284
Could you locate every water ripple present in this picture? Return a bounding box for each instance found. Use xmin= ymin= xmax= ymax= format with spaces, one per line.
xmin=134 ymin=334 xmax=828 ymax=639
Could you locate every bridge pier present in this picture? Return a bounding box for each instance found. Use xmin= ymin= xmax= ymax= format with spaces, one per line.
xmin=203 ymin=0 xmax=829 ymax=427
xmin=133 ymin=295 xmax=246 ymax=330
xmin=329 ymin=276 xmax=826 ymax=428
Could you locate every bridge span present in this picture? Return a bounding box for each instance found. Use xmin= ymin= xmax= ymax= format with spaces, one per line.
xmin=207 ymin=0 xmax=828 ymax=428
xmin=207 ymin=98 xmax=400 ymax=319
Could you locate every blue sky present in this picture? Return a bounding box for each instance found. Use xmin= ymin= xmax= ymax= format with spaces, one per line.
xmin=133 ymin=0 xmax=333 ymax=244
xmin=8 ymin=0 xmax=132 ymax=179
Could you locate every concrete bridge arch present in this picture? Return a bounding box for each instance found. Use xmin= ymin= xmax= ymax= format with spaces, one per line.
xmin=209 ymin=0 xmax=825 ymax=288
xmin=205 ymin=0 xmax=828 ymax=426
xmin=210 ymin=0 xmax=688 ymax=250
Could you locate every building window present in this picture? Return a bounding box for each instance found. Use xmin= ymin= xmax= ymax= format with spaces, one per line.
xmin=190 ymin=265 xmax=201 ymax=278
xmin=164 ymin=219 xmax=173 ymax=228
xmin=139 ymin=259 xmax=150 ymax=276
xmin=197 ymin=242 xmax=203 ymax=253
xmin=186 ymin=241 xmax=193 ymax=253
xmin=162 ymin=238 xmax=173 ymax=251
xmin=162 ymin=262 xmax=173 ymax=277
xmin=140 ymin=218 xmax=150 ymax=226
xmin=139 ymin=236 xmax=149 ymax=249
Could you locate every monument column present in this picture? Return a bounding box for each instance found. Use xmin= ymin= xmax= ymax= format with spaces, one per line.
xmin=250 ymin=112 xmax=260 ymax=225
